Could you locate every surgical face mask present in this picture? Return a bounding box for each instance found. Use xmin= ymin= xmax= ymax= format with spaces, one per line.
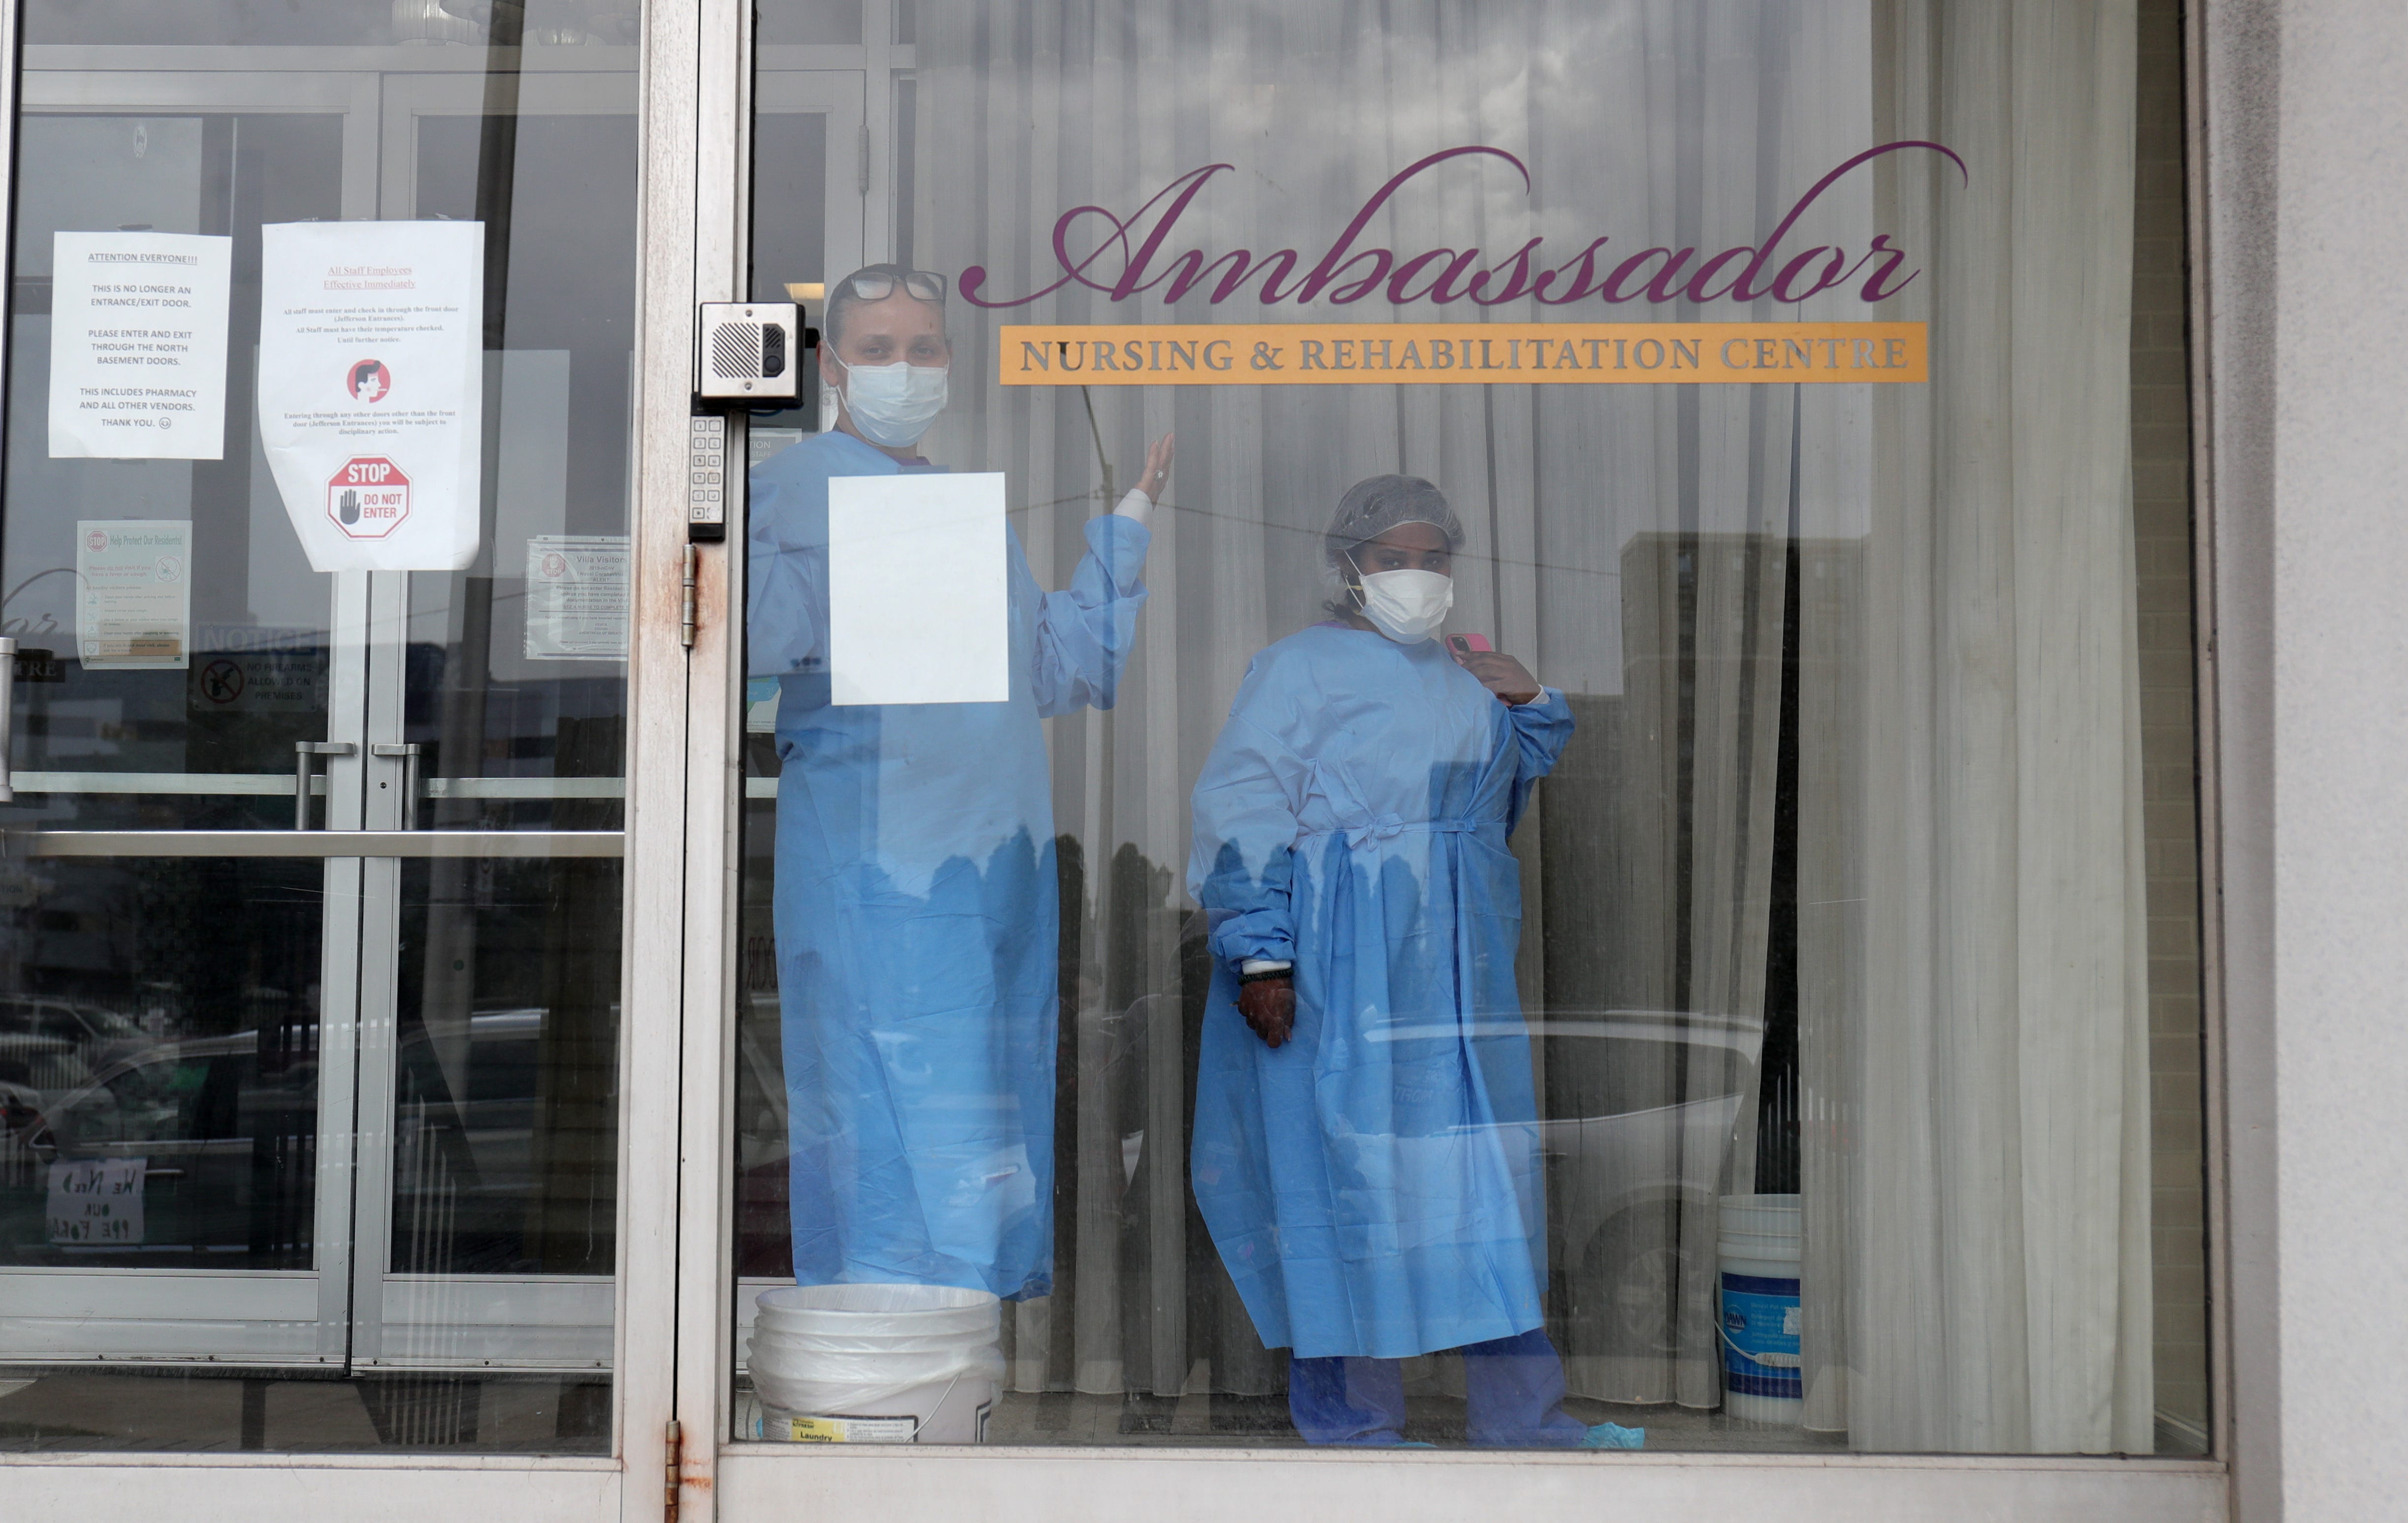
xmin=1351 ymin=566 xmax=1455 ymax=644
xmin=837 ymin=359 xmax=948 ymax=447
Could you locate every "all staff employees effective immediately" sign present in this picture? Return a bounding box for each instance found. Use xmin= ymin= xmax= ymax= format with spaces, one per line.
xmin=999 ymin=322 xmax=1925 ymax=387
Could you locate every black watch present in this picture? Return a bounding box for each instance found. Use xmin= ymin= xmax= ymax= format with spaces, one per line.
xmin=1238 ymin=966 xmax=1291 ymax=985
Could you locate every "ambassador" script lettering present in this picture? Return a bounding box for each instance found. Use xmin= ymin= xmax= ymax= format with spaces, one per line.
xmin=961 ymin=141 xmax=1966 ymax=312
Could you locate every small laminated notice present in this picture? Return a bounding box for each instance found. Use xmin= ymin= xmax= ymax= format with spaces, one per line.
xmin=783 ymin=1413 xmax=917 ymax=1443
xmin=76 ymin=520 xmax=190 ymax=669
xmin=48 ymin=1157 xmax=145 ymax=1245
xmin=524 ymin=534 xmax=632 ymax=660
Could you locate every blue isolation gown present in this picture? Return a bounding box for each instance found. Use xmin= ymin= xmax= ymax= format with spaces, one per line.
xmin=1187 ymin=624 xmax=1574 ymax=1360
xmin=749 ymin=428 xmax=1149 ymax=1300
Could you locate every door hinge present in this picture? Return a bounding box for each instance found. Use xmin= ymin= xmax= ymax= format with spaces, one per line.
xmin=857 ymin=124 xmax=871 ymax=196
xmin=680 ymin=543 xmax=699 ymax=650
xmin=665 ymin=1418 xmax=683 ymax=1522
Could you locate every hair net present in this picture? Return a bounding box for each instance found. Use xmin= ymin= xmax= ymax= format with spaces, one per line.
xmin=1322 ymin=475 xmax=1465 ymax=593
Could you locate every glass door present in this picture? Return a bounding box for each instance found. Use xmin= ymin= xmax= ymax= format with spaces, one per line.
xmin=730 ymin=62 xmax=863 ymax=1349
xmin=349 ymin=61 xmax=638 ymax=1379
xmin=0 ymin=11 xmax=639 ymax=1453
xmin=0 ymin=73 xmax=375 ymax=1374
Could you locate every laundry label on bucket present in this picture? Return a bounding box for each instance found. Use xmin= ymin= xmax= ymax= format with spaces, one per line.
xmin=1720 ymin=1271 xmax=1803 ymax=1399
xmin=782 ymin=1413 xmax=918 ymax=1443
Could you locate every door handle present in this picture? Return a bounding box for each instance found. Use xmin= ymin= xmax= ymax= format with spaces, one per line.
xmin=370 ymin=743 xmax=422 ymax=830
xmin=293 ymin=742 xmax=354 ymax=829
xmin=0 ymin=637 xmax=16 ymax=804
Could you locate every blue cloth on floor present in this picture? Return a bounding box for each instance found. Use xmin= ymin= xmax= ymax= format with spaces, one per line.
xmin=1188 ymin=624 xmax=1575 ymax=1359
xmin=1286 ymin=1328 xmax=1594 ymax=1447
xmin=749 ymin=429 xmax=1149 ymax=1300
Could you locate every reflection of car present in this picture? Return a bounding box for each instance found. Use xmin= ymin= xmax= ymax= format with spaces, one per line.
xmin=0 ymin=1077 xmax=42 ymax=1136
xmin=0 ymin=1026 xmax=102 ymax=1197
xmin=13 ymin=1031 xmax=317 ymax=1267
xmin=0 ymin=1032 xmax=90 ymax=1110
xmin=393 ymin=1007 xmax=605 ymax=1274
xmin=398 ymin=1006 xmax=546 ymax=1172
xmin=1367 ymin=1008 xmax=1762 ymax=1361
xmin=1522 ymin=1011 xmax=1763 ymax=1248
xmin=1529 ymin=1010 xmax=1765 ymax=1362
xmin=0 ymin=995 xmax=146 ymax=1085
xmin=1356 ymin=1009 xmax=1759 ymax=1250
xmin=0 ymin=1077 xmax=47 ymax=1189
xmin=0 ymin=995 xmax=146 ymax=1049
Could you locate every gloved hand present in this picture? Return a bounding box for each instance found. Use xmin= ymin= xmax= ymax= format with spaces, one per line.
xmin=1452 ymin=647 xmax=1543 ymax=706
xmin=1236 ymin=975 xmax=1295 ymax=1048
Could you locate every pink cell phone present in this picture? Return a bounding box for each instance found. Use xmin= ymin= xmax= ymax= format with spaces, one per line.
xmin=1448 ymin=633 xmax=1493 ymax=656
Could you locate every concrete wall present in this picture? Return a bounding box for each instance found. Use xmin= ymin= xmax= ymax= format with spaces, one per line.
xmin=2213 ymin=0 xmax=2408 ymax=1519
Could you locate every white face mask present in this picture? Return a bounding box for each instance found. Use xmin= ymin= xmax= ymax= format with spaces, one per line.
xmin=1352 ymin=566 xmax=1455 ymax=644
xmin=837 ymin=359 xmax=948 ymax=448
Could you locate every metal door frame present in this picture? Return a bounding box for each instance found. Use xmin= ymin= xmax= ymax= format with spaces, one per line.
xmin=671 ymin=0 xmax=888 ymax=1498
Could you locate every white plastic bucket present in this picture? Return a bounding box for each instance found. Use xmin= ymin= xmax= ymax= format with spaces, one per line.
xmin=1717 ymin=1193 xmax=1803 ymax=1427
xmin=748 ymin=1283 xmax=1004 ymax=1444
xmin=755 ymin=1282 xmax=1002 ymax=1339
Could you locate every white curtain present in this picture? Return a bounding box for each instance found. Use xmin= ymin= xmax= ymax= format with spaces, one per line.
xmin=1796 ymin=0 xmax=2153 ymax=1453
xmin=1525 ymin=5 xmax=1875 ymax=1410
xmin=918 ymin=0 xmax=1817 ymax=1408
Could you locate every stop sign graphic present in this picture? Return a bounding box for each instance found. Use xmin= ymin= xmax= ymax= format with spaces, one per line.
xmin=328 ymin=456 xmax=411 ymax=538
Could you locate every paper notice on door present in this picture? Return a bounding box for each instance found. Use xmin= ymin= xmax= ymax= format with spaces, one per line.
xmin=257 ymin=220 xmax=483 ymax=572
xmin=47 ymin=231 xmax=232 ymax=460
xmin=76 ymin=520 xmax=191 ymax=669
xmin=827 ymin=473 xmax=1009 ymax=706
xmin=47 ymin=1157 xmax=145 ymax=1246
xmin=524 ymin=534 xmax=631 ymax=660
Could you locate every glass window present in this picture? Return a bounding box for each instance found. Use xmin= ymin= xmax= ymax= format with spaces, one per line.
xmin=732 ymin=0 xmax=2208 ymax=1458
xmin=0 ymin=0 xmax=634 ymax=1451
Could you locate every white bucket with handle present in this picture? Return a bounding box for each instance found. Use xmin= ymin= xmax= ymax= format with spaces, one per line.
xmin=748 ymin=1283 xmax=1005 ymax=1444
xmin=1717 ymin=1193 xmax=1803 ymax=1426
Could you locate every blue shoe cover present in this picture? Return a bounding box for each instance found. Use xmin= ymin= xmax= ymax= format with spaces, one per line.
xmin=1581 ymin=1422 xmax=1646 ymax=1450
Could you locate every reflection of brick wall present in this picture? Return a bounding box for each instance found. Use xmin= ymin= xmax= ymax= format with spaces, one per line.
xmin=2133 ymin=0 xmax=2209 ymax=1450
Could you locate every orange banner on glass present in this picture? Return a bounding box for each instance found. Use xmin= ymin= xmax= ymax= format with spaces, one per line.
xmin=997 ymin=322 xmax=1926 ymax=386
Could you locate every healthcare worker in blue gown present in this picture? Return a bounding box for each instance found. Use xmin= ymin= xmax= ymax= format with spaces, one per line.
xmin=748 ymin=264 xmax=1174 ymax=1300
xmin=1188 ymin=476 xmax=1640 ymax=1449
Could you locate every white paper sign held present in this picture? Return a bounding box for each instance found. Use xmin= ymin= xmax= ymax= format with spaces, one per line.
xmin=828 ymin=473 xmax=1009 ymax=707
